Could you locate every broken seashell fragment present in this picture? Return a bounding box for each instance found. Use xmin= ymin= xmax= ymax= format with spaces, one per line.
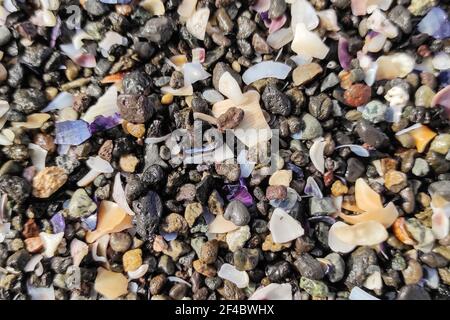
xmin=268 ymin=208 xmax=304 ymax=243
xmin=40 ymin=232 xmax=64 ymax=258
xmin=333 ymin=221 xmax=388 ymax=246
xmin=218 ymin=263 xmax=249 ymax=289
xmin=291 ymin=23 xmax=329 ymax=60
xmin=354 ymin=178 xmax=383 ymax=213
xmin=86 ymin=201 xmax=133 ymax=243
xmin=339 ymin=201 xmax=399 ymax=228
xmin=94 ymin=267 xmax=128 ymax=299
xmin=208 ymin=214 xmax=240 ymax=234
xmin=218 ymin=72 xmax=245 ymax=104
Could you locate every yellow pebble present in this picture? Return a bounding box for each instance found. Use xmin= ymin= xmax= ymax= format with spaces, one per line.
xmin=122 ymin=249 xmax=142 ymax=272
xmin=161 ymin=93 xmax=174 ymax=105
xmin=126 ymin=122 xmax=146 ymax=139
xmin=119 ymin=154 xmax=139 ymax=173
xmin=331 ymin=180 xmax=348 ymax=197
xmin=232 ymin=60 xmax=241 ymax=73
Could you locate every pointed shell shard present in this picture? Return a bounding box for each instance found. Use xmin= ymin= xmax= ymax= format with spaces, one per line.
xmin=355 ymin=178 xmax=384 ymax=212
xmin=40 ymin=232 xmax=64 ymax=258
xmin=291 ymin=0 xmax=319 ymax=31
xmin=208 ymin=214 xmax=240 ymax=233
xmin=291 ymin=23 xmax=329 ymax=60
xmin=268 ymin=208 xmax=304 ymax=243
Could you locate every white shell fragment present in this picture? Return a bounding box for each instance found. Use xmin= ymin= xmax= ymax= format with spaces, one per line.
xmin=182 ymin=62 xmax=211 ymax=85
xmin=218 ymin=263 xmax=249 ymax=289
xmin=70 ymin=238 xmax=89 ymax=267
xmin=328 ymin=221 xmax=357 ymax=253
xmin=42 ymin=92 xmax=74 ymax=112
xmin=218 ymin=72 xmax=245 ymax=104
xmin=332 ymin=221 xmax=388 ymax=248
xmin=208 ymin=214 xmax=240 ymax=233
xmin=291 ymin=0 xmax=319 ymax=31
xmin=28 ymin=143 xmax=47 ymax=172
xmin=128 ymin=264 xmax=149 ymax=280
xmin=291 ymin=23 xmax=329 ymax=60
xmin=186 ymin=7 xmax=210 ymax=41
xmin=40 ymin=232 xmax=64 ymax=258
xmin=82 ymin=86 xmax=119 ymax=123
xmin=242 ymin=61 xmax=292 ymax=85
xmin=249 ymin=283 xmax=293 ymax=300
xmin=310 ymin=137 xmax=326 ymax=174
xmin=349 ymin=286 xmax=379 ymax=300
xmin=113 ymin=173 xmax=135 ymax=216
xmin=268 ymin=208 xmax=304 ymax=243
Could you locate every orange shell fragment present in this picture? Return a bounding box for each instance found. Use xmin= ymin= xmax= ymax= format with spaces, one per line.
xmin=101 ymin=72 xmax=125 ymax=84
xmin=355 ymin=178 xmax=383 ymax=212
xmin=94 ymin=267 xmax=128 ymax=299
xmin=339 ymin=201 xmax=399 ymax=228
xmin=408 ymin=125 xmax=437 ymax=153
xmin=392 ymin=217 xmax=416 ymax=245
xmin=86 ymin=201 xmax=133 ymax=243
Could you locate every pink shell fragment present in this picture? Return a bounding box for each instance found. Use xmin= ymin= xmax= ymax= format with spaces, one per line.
xmin=268 ymin=14 xmax=287 ymax=34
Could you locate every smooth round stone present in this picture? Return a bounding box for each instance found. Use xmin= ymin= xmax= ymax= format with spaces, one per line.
xmin=224 ymin=200 xmax=250 ymax=226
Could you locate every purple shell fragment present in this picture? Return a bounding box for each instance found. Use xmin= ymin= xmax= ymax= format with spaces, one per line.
xmin=417 ymin=7 xmax=450 ymax=40
xmin=224 ymin=178 xmax=253 ymax=207
xmin=338 ymin=36 xmax=351 ymax=70
xmin=55 ymin=120 xmax=92 ymax=145
xmin=160 ymin=231 xmax=178 ymax=241
xmin=82 ymin=214 xmax=97 ymax=231
xmin=88 ymin=113 xmax=122 ymax=134
xmin=50 ymin=213 xmax=65 ymax=233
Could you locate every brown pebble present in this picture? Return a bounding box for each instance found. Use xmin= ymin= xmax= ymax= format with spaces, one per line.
xmin=149 ymin=274 xmax=167 ymax=295
xmin=200 ymin=240 xmax=219 ymax=264
xmin=33 ymin=133 xmax=56 ymax=153
xmin=193 ymin=259 xmax=217 ymax=277
xmin=32 ymin=166 xmax=68 ymax=198
xmin=344 ymin=84 xmax=372 ymax=107
xmin=161 ymin=213 xmax=189 ymax=234
xmin=98 ymin=140 xmax=113 ymax=162
xmin=217 ymin=107 xmax=244 ymax=131
xmin=22 ymin=219 xmax=40 ymax=238
xmin=24 ymin=236 xmax=43 ymax=253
